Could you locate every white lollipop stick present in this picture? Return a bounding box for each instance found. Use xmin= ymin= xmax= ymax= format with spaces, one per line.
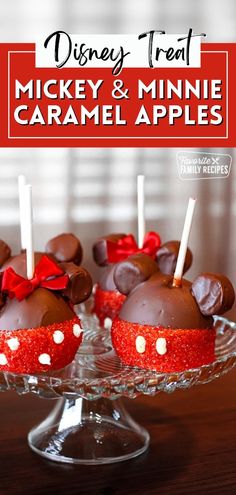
xmin=25 ymin=184 xmax=35 ymax=280
xmin=137 ymin=175 xmax=146 ymax=248
xmin=18 ymin=175 xmax=27 ymax=250
xmin=173 ymin=197 xmax=196 ymax=287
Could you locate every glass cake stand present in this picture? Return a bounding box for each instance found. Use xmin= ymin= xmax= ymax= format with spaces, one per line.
xmin=0 ymin=311 xmax=236 ymax=465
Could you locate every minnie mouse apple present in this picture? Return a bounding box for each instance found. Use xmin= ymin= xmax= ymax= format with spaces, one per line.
xmin=0 ymin=235 xmax=92 ymax=374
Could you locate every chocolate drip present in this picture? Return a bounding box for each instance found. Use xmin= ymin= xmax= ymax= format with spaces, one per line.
xmin=46 ymin=233 xmax=83 ymax=265
xmin=0 ymin=288 xmax=74 ymax=330
xmin=192 ymin=273 xmax=235 ymax=316
xmin=157 ymin=241 xmax=192 ymax=275
xmin=114 ymin=254 xmax=159 ymax=295
xmin=119 ymin=273 xmax=213 ymax=329
xmin=93 ymin=233 xmax=126 ymax=266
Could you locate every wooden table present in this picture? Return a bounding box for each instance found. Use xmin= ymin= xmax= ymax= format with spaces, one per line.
xmin=0 ymin=366 xmax=236 ymax=495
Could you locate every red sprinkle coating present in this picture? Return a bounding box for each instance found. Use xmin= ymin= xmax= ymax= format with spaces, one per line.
xmin=111 ymin=317 xmax=216 ymax=372
xmin=93 ymin=285 xmax=126 ymax=325
xmin=0 ymin=316 xmax=82 ymax=374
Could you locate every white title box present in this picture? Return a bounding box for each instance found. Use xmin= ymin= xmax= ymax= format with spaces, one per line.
xmin=35 ymin=32 xmax=201 ymax=73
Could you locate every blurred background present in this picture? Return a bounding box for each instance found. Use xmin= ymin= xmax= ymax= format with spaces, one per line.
xmin=0 ymin=0 xmax=235 ymax=317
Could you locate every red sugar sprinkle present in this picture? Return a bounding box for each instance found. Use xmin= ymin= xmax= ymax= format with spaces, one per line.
xmin=0 ymin=316 xmax=82 ymax=374
xmin=111 ymin=318 xmax=216 ymax=372
xmin=93 ymin=285 xmax=126 ymax=325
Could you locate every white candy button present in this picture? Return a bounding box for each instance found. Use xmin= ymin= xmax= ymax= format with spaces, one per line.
xmin=73 ymin=324 xmax=82 ymax=338
xmin=0 ymin=353 xmax=8 ymax=365
xmin=7 ymin=337 xmax=20 ymax=351
xmin=38 ymin=353 xmax=51 ymax=365
xmin=156 ymin=338 xmax=167 ymax=355
xmin=53 ymin=330 xmax=64 ymax=344
xmin=104 ymin=317 xmax=112 ymax=330
xmin=135 ymin=335 xmax=146 ymax=354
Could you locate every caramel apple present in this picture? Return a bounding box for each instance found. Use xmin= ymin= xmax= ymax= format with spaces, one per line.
xmin=92 ymin=232 xmax=192 ymax=327
xmin=111 ymin=254 xmax=235 ymax=372
xmin=0 ymin=235 xmax=92 ymax=374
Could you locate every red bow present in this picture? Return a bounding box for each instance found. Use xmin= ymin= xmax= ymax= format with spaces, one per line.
xmin=106 ymin=231 xmax=161 ymax=263
xmin=2 ymin=255 xmax=69 ymax=301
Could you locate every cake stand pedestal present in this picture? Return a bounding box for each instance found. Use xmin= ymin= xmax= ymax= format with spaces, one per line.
xmin=1 ymin=315 xmax=236 ymax=465
xmin=28 ymin=396 xmax=149 ymax=464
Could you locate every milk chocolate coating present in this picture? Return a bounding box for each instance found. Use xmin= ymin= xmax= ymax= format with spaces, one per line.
xmin=0 ymin=273 xmax=4 ymax=309
xmin=114 ymin=254 xmax=159 ymax=295
xmin=59 ymin=262 xmax=93 ymax=304
xmin=0 ymin=287 xmax=75 ymax=330
xmin=157 ymin=241 xmax=192 ymax=275
xmin=93 ymin=233 xmax=126 ymax=266
xmin=2 ymin=253 xmax=92 ymax=306
xmin=191 ymin=273 xmax=235 ymax=316
xmin=46 ymin=233 xmax=83 ymax=265
xmin=98 ymin=264 xmax=117 ymax=291
xmin=2 ymin=252 xmax=48 ymax=277
xmin=0 ymin=240 xmax=11 ymax=268
xmin=119 ymin=273 xmax=213 ymax=329
xmin=0 ymin=295 xmax=4 ymax=310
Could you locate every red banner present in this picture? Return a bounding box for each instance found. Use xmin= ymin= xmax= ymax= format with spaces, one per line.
xmin=0 ymin=42 xmax=235 ymax=147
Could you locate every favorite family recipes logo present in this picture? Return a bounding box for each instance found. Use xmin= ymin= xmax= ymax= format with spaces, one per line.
xmin=0 ymin=29 xmax=235 ymax=147
xmin=177 ymin=151 xmax=232 ymax=180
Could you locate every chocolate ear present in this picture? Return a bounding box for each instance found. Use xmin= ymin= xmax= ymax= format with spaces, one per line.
xmin=46 ymin=233 xmax=83 ymax=265
xmin=191 ymin=273 xmax=235 ymax=316
xmin=0 ymin=240 xmax=11 ymax=268
xmin=156 ymin=240 xmax=192 ymax=275
xmin=59 ymin=262 xmax=93 ymax=304
xmin=113 ymin=253 xmax=159 ymax=295
xmin=93 ymin=233 xmax=126 ymax=266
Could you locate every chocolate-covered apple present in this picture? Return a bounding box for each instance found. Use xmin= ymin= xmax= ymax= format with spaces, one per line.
xmin=111 ymin=253 xmax=235 ymax=372
xmin=92 ymin=232 xmax=192 ymax=327
xmin=0 ymin=234 xmax=92 ymax=373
